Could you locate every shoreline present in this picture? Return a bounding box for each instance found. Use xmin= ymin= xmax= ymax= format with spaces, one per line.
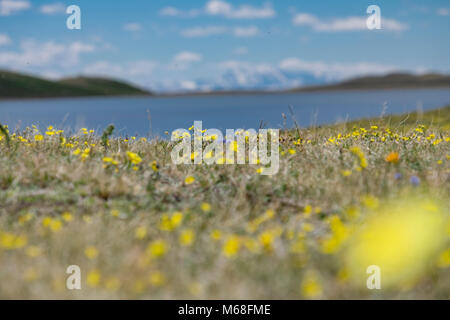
xmin=2 ymin=85 xmax=450 ymax=103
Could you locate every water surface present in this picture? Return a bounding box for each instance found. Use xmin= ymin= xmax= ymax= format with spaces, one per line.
xmin=1 ymin=88 xmax=449 ymax=136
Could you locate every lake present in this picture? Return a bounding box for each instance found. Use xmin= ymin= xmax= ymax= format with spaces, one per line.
xmin=1 ymin=88 xmax=450 ymax=137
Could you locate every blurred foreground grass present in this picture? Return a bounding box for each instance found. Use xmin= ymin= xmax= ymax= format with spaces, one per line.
xmin=0 ymin=106 xmax=449 ymax=299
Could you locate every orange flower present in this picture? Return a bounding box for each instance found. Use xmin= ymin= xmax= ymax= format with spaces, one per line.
xmin=385 ymin=152 xmax=400 ymax=164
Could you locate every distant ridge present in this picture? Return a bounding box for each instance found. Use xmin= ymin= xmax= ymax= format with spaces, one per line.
xmin=288 ymin=73 xmax=450 ymax=92
xmin=1 ymin=70 xmax=450 ymax=99
xmin=0 ymin=70 xmax=152 ymax=99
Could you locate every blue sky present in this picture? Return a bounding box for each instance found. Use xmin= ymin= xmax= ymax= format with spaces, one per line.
xmin=0 ymin=0 xmax=449 ymax=92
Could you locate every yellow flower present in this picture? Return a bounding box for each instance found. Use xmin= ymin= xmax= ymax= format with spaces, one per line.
xmin=147 ymin=240 xmax=168 ymax=258
xmin=223 ymin=235 xmax=240 ymax=258
xmin=437 ymin=249 xmax=450 ymax=268
xmin=135 ymin=226 xmax=147 ymax=239
xmin=259 ymin=231 xmax=275 ymax=252
xmin=84 ymin=246 xmax=99 ymax=260
xmin=179 ymin=229 xmax=195 ymax=247
xmin=50 ymin=220 xmax=62 ymax=232
xmin=201 ymin=202 xmax=211 ymax=213
xmin=151 ymin=161 xmax=159 ymax=172
xmin=210 ymin=229 xmax=222 ymax=241
xmin=0 ymin=232 xmax=27 ymax=250
xmin=301 ymin=270 xmax=323 ymax=298
xmin=160 ymin=212 xmax=183 ymax=231
xmin=23 ymin=268 xmax=39 ymax=282
xmin=110 ymin=209 xmax=120 ymax=217
xmin=304 ymin=205 xmax=312 ymax=216
xmin=18 ymin=213 xmax=33 ymax=225
xmin=344 ymin=198 xmax=447 ymax=289
xmin=185 ymin=176 xmax=195 ymax=185
xmin=26 ymin=245 xmax=42 ymax=258
xmin=87 ymin=269 xmax=101 ymax=288
xmin=61 ymin=212 xmax=73 ymax=222
xmin=34 ymin=134 xmax=44 ymax=141
xmin=302 ymin=223 xmax=314 ymax=233
xmin=149 ymin=271 xmax=166 ymax=286
xmin=341 ymin=170 xmax=352 ymax=177
xmin=361 ymin=195 xmax=379 ymax=210
xmin=126 ymin=151 xmax=142 ymax=165
xmin=288 ymin=149 xmax=296 ymax=155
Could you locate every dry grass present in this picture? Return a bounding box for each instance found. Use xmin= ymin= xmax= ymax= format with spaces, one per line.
xmin=0 ymin=107 xmax=449 ymax=299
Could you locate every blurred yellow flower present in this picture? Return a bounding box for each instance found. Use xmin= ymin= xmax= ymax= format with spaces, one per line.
xmin=301 ymin=270 xmax=323 ymax=298
xmin=127 ymin=151 xmax=142 ymax=165
xmin=223 ymin=235 xmax=240 ymax=258
xmin=87 ymin=270 xmax=101 ymax=288
xmin=135 ymin=226 xmax=147 ymax=240
xmin=185 ymin=176 xmax=195 ymax=185
xmin=61 ymin=212 xmax=73 ymax=222
xmin=344 ymin=198 xmax=447 ymax=289
xmin=201 ymin=202 xmax=211 ymax=213
xmin=160 ymin=212 xmax=183 ymax=232
xmin=26 ymin=245 xmax=42 ymax=258
xmin=210 ymin=230 xmax=222 ymax=241
xmin=85 ymin=246 xmax=99 ymax=260
xmin=436 ymin=249 xmax=450 ymax=269
xmin=147 ymin=240 xmax=168 ymax=258
xmin=149 ymin=271 xmax=166 ymax=286
xmin=179 ymin=229 xmax=195 ymax=247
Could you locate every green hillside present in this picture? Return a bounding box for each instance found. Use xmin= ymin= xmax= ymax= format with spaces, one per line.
xmin=290 ymin=73 xmax=450 ymax=92
xmin=0 ymin=70 xmax=151 ymax=99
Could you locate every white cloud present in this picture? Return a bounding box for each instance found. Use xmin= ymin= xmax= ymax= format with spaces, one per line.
xmin=83 ymin=60 xmax=157 ymax=79
xmin=123 ymin=23 xmax=142 ymax=32
xmin=160 ymin=0 xmax=275 ymax=19
xmin=181 ymin=26 xmax=227 ymax=37
xmin=159 ymin=6 xmax=201 ymax=18
xmin=216 ymin=60 xmax=298 ymax=89
xmin=0 ymin=0 xmax=30 ymax=16
xmin=437 ymin=8 xmax=449 ymax=16
xmin=170 ymin=51 xmax=202 ymax=70
xmin=0 ymin=40 xmax=95 ymax=69
xmin=233 ymin=26 xmax=259 ymax=37
xmin=279 ymin=58 xmax=398 ymax=81
xmin=292 ymin=12 xmax=408 ymax=32
xmin=173 ymin=51 xmax=202 ymax=63
xmin=205 ymin=0 xmax=275 ymax=19
xmin=0 ymin=33 xmax=11 ymax=46
xmin=180 ymin=80 xmax=198 ymax=91
xmin=40 ymin=2 xmax=65 ymax=15
xmin=181 ymin=26 xmax=259 ymax=38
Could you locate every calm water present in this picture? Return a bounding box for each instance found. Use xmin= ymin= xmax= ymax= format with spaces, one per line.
xmin=1 ymin=88 xmax=450 ymax=137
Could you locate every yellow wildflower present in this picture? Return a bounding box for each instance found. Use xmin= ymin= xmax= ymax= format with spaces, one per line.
xmin=84 ymin=246 xmax=99 ymax=260
xmin=179 ymin=229 xmax=195 ymax=247
xmin=185 ymin=176 xmax=195 ymax=185
xmin=147 ymin=240 xmax=168 ymax=258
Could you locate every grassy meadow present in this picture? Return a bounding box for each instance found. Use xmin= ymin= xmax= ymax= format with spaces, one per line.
xmin=0 ymin=106 xmax=449 ymax=299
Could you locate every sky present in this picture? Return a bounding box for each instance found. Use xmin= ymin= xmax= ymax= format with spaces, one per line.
xmin=0 ymin=0 xmax=449 ymax=92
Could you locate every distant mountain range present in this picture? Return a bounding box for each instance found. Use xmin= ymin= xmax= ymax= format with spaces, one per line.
xmin=289 ymin=73 xmax=450 ymax=92
xmin=0 ymin=70 xmax=151 ymax=99
xmin=1 ymin=70 xmax=450 ymax=99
